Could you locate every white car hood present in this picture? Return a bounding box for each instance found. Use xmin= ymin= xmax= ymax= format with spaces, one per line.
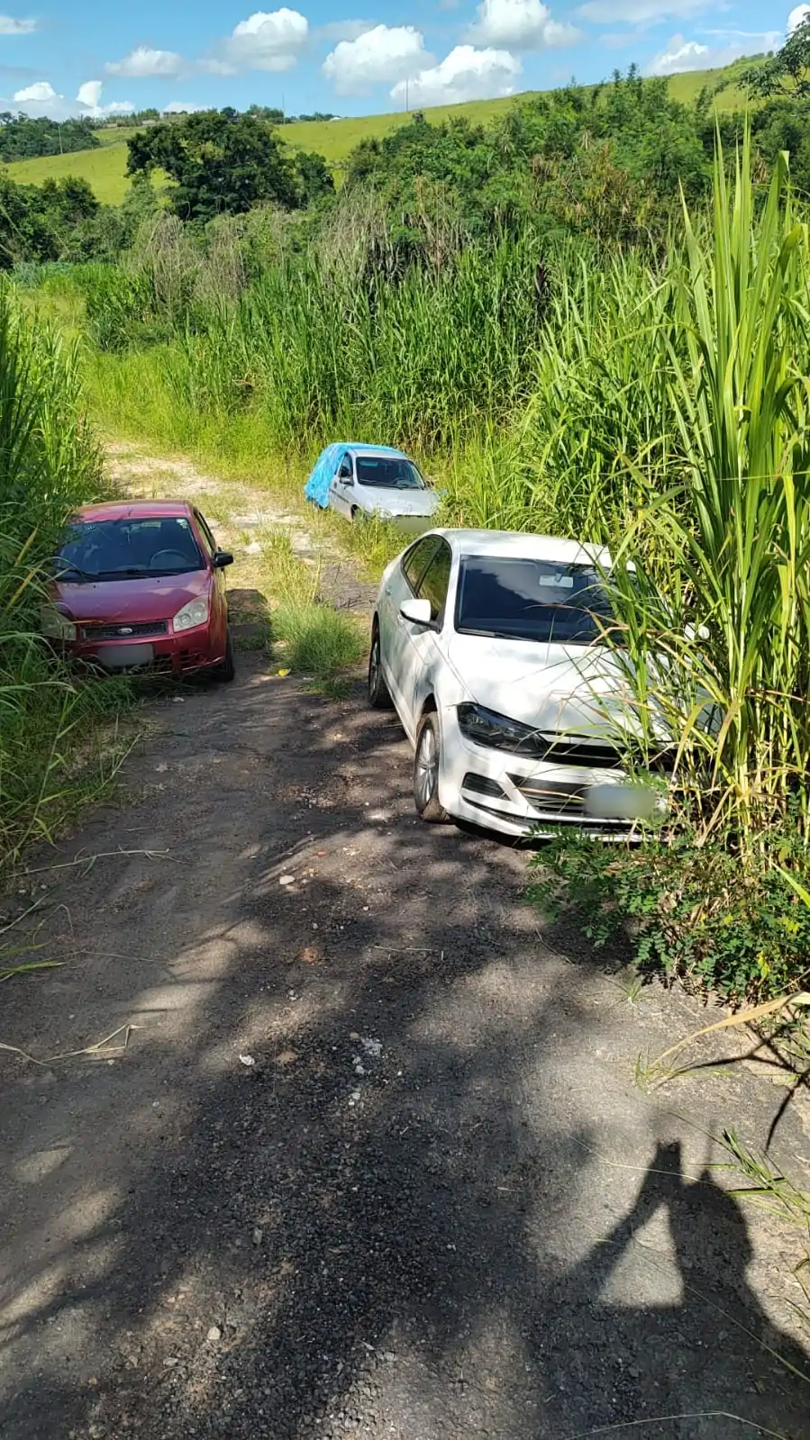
xmin=360 ymin=486 xmax=440 ymax=518
xmin=446 ymin=633 xmax=637 ymax=738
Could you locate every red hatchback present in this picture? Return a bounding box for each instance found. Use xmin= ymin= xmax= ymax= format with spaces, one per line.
xmin=45 ymin=500 xmax=236 ymax=680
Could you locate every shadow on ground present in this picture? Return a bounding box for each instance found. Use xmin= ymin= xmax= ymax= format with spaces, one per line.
xmin=0 ymin=661 xmax=808 ymax=1440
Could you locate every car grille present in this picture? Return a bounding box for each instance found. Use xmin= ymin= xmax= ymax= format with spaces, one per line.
xmin=82 ymin=621 xmax=168 ymax=641
xmin=509 ymin=776 xmax=591 ymax=814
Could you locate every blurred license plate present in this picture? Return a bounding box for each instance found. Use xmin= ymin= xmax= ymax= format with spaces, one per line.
xmin=96 ymin=643 xmax=155 ymax=670
xmin=584 ymin=783 xmax=656 ymax=821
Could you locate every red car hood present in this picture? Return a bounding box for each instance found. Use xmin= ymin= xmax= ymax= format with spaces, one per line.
xmin=54 ymin=570 xmax=210 ymax=624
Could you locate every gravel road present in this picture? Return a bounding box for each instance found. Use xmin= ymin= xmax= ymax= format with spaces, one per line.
xmin=1 ymin=452 xmax=809 ymax=1440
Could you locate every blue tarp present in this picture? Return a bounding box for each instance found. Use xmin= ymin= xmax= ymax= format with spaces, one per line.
xmin=304 ymin=442 xmax=407 ymax=509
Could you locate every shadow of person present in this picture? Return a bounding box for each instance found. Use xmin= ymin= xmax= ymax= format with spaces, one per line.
xmin=544 ymin=1141 xmax=810 ymax=1439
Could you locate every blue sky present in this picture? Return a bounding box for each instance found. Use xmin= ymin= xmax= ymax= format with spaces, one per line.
xmin=0 ymin=0 xmax=795 ymax=120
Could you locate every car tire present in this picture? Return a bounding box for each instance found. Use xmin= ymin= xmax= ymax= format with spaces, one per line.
xmin=368 ymin=621 xmax=393 ymax=710
xmin=350 ymin=506 xmax=359 ymax=522
xmin=414 ymin=711 xmax=449 ymax=823
xmin=214 ymin=626 xmax=236 ymax=683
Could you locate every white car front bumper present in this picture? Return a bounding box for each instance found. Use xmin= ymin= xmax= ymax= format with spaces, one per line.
xmin=437 ymin=705 xmax=651 ymax=839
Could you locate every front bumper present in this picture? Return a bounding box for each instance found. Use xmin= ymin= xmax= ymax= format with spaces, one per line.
xmin=70 ymin=625 xmax=222 ymax=676
xmin=439 ymin=708 xmax=656 ymax=839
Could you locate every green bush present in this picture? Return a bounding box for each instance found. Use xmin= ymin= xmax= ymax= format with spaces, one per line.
xmin=530 ymin=829 xmax=810 ymax=1001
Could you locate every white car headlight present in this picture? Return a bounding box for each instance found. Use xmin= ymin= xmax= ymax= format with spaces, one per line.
xmin=40 ymin=606 xmax=77 ymax=641
xmin=173 ymin=597 xmax=209 ymax=633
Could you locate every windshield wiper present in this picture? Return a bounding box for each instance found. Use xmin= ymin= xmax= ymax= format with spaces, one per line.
xmin=54 ymin=559 xmax=96 ymax=583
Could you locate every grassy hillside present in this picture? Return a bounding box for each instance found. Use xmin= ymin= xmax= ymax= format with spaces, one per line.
xmin=3 ymin=59 xmax=759 ymax=200
xmin=5 ymin=141 xmax=134 ymax=203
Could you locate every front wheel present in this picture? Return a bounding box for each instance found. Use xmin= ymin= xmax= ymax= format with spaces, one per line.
xmin=368 ymin=621 xmax=393 ymax=709
xmin=213 ymin=626 xmax=236 ymax=683
xmin=413 ymin=712 xmax=449 ymax=822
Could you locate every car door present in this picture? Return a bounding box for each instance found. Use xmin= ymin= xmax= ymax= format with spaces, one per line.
xmin=379 ymin=535 xmax=440 ymax=726
xmin=329 ymin=453 xmax=354 ymax=517
xmin=399 ymin=539 xmax=453 ymax=731
xmin=194 ymin=508 xmax=227 ymax=649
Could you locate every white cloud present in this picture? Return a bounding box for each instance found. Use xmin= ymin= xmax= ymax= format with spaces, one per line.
xmin=106 ymin=46 xmax=184 ymax=78
xmin=646 ymin=29 xmax=781 ymax=75
xmin=577 ymin=0 xmax=708 ymax=21
xmin=323 ymin=23 xmax=432 ymax=93
xmin=0 ymin=15 xmax=36 ymax=35
xmin=390 ymin=44 xmax=521 ymax=106
xmin=468 ymin=0 xmax=580 ymax=51
xmin=13 ymin=80 xmax=59 ymax=102
xmin=76 ymin=79 xmax=103 ymax=108
xmin=163 ymin=100 xmax=209 ymax=112
xmin=217 ymin=9 xmax=309 ymax=73
xmin=788 ymin=4 xmax=810 ymax=33
xmin=76 ymin=80 xmax=134 ymax=116
xmin=317 ymin=18 xmax=376 ymax=41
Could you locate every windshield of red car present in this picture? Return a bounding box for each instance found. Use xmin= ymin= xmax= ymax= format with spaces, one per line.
xmin=56 ymin=517 xmax=205 ymax=582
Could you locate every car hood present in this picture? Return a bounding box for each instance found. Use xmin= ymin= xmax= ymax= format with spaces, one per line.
xmin=53 ymin=570 xmax=210 ymax=624
xmin=445 ymin=633 xmax=637 ymax=738
xmin=359 ymin=487 xmax=440 ymax=518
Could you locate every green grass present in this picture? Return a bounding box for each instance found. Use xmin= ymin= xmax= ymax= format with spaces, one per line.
xmin=4 ymin=59 xmax=759 ymax=199
xmin=5 ymin=142 xmax=135 ymax=203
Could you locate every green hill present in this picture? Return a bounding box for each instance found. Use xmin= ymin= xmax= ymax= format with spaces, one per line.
xmin=2 ymin=59 xmax=759 ymax=203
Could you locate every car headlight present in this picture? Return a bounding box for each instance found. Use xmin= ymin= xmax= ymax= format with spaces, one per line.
xmin=173 ymin=597 xmax=209 ymax=633
xmin=457 ymin=702 xmax=539 ymax=753
xmin=40 ymin=606 xmax=77 ymax=641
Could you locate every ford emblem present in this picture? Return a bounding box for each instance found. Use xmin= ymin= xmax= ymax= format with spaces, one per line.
xmin=119 ymin=626 xmax=133 ymax=635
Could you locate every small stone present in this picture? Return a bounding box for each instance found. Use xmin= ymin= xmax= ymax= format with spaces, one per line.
xmin=279 ymin=875 xmax=296 ymax=886
xmin=207 ymin=1326 xmax=222 ymax=1342
xmin=163 ymin=1356 xmax=180 ymax=1367
xmin=253 ymin=1228 xmax=263 ymax=1247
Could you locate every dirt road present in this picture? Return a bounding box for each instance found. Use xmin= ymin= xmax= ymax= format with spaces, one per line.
xmin=1 ymin=448 xmax=809 ymax=1440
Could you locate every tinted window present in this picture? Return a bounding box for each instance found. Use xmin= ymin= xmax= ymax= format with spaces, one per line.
xmin=338 ymin=456 xmax=353 ymax=479
xmin=402 ymin=536 xmax=439 ymax=592
xmin=417 ymin=541 xmax=452 ymax=623
xmin=356 ymin=456 xmax=424 ymax=490
xmin=57 ymin=517 xmax=204 ymax=583
xmin=455 ymin=557 xmax=615 ymax=644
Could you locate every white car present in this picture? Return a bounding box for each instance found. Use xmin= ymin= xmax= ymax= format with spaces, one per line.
xmin=368 ymin=528 xmax=659 ymax=838
xmin=328 ymin=447 xmax=440 ymax=528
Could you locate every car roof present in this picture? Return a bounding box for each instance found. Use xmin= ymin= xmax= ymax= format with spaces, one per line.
xmin=423 ymin=528 xmax=613 ymax=567
xmin=72 ymin=500 xmax=195 ymax=522
xmin=347 ymin=446 xmax=409 ymax=460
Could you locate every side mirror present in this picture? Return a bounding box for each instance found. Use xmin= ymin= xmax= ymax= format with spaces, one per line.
xmin=400 ymin=597 xmax=432 ymax=626
xmin=214 ymin=550 xmax=234 ymax=569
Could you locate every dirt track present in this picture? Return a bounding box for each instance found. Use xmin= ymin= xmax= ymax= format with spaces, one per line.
xmin=1 ymin=448 xmax=809 ymax=1440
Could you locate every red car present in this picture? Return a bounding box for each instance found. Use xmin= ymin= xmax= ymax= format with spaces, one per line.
xmin=45 ymin=500 xmax=236 ymax=680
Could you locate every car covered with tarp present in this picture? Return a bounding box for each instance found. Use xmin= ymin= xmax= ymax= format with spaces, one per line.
xmin=304 ymin=443 xmax=441 ymax=530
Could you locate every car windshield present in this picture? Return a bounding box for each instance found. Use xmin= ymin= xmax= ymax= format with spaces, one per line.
xmin=455 ymin=556 xmax=617 ymax=645
xmin=56 ymin=516 xmax=204 ymax=582
xmin=355 ymin=456 xmax=425 ymax=490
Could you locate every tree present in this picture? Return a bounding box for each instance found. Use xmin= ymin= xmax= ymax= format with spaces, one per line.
xmin=743 ymin=17 xmax=810 ymax=98
xmin=126 ymin=108 xmax=301 ymax=221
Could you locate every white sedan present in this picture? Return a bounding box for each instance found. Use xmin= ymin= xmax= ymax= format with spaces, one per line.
xmin=367 ymin=528 xmax=658 ymax=838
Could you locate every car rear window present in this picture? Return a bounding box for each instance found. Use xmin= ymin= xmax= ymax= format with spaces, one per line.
xmin=455 ymin=556 xmax=616 ymax=644
xmin=57 ymin=517 xmax=204 ymax=582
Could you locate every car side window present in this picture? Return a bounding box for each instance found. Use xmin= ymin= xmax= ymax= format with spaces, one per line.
xmin=416 ymin=541 xmax=452 ymax=623
xmin=338 ymin=455 xmax=353 ymax=480
xmin=194 ymin=510 xmax=217 ymax=558
xmin=402 ymin=537 xmax=439 ymax=594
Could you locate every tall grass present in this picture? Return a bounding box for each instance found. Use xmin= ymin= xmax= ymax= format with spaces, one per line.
xmin=604 ymin=133 xmax=810 ymax=855
xmin=0 ymin=286 xmax=125 ymax=870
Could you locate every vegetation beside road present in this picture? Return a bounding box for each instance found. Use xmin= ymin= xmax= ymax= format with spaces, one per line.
xmin=0 ymin=287 xmax=129 ymax=872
